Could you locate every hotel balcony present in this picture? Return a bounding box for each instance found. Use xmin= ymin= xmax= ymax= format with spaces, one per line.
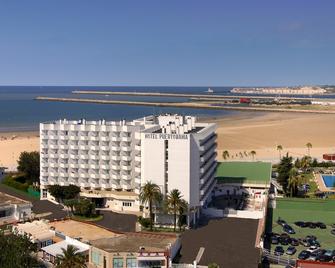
xmin=100 ymin=136 xmax=109 ymax=142
xmin=49 ymin=144 xmax=58 ymax=149
xmin=122 ymin=155 xmax=132 ymax=161
xmin=70 ymin=173 xmax=78 ymax=178
xmin=89 ymin=136 xmax=100 ymax=141
xmin=101 ymin=155 xmax=110 ymax=161
xmin=49 ymin=135 xmax=58 ymax=140
xmin=70 ymin=155 xmax=79 ymax=160
xmin=121 ymin=146 xmax=131 ymax=152
xmin=79 ymin=145 xmax=89 ymax=150
xmin=135 ymin=145 xmax=141 ymax=151
xmin=79 ymin=163 xmax=89 ymax=169
xmin=135 ymin=156 xmax=141 ymax=162
xmin=121 ymin=165 xmax=131 ymax=171
xmin=49 ymin=153 xmax=58 ymax=159
xmin=80 ymin=173 xmax=89 ymax=179
xmin=59 ymin=172 xmax=67 ymax=178
xmin=111 ymin=164 xmax=120 ymax=170
xmin=79 ymin=136 xmax=89 ymax=141
xmin=100 ymin=173 xmax=110 ymax=180
xmin=59 ymin=154 xmax=68 ymax=159
xmin=79 ymin=154 xmax=89 ymax=160
xmin=111 ymin=155 xmax=121 ymax=161
xmin=69 ymin=135 xmax=77 ymax=140
xmin=90 ymin=164 xmax=100 ymax=169
xmin=89 ymin=173 xmax=100 ymax=179
xmin=69 ymin=145 xmax=79 ymax=150
xmin=69 ymin=178 xmax=79 ymax=184
xmin=121 ymin=136 xmax=131 ymax=142
xmin=121 ymin=174 xmax=131 ymax=180
xmin=79 ymin=181 xmax=89 ymax=188
xmin=100 ymin=146 xmax=109 ymax=151
xmin=111 ymin=174 xmax=121 ymax=180
xmin=111 ymin=146 xmax=119 ymax=151
xmin=121 ymin=181 xmax=132 ymax=190
xmin=90 ymin=154 xmax=100 ymax=160
xmin=49 ymin=172 xmax=58 ymax=177
xmin=111 ymin=136 xmax=121 ymax=142
xmin=59 ymin=144 xmax=68 ymax=150
xmin=59 ymin=163 xmax=68 ymax=168
xmin=69 ymin=163 xmax=79 ymax=169
xmin=100 ymin=165 xmax=110 ymax=170
xmin=49 ymin=162 xmax=58 ymax=168
xmin=90 ymin=145 xmax=100 ymax=151
xmin=40 ymin=171 xmax=48 ymax=177
xmin=111 ymin=180 xmax=121 ymax=189
xmin=135 ymin=177 xmax=141 ymax=184
xmin=135 ymin=167 xmax=141 ymax=173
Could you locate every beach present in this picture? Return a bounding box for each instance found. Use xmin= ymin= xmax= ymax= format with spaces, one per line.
xmin=1 ymin=112 xmax=335 ymax=170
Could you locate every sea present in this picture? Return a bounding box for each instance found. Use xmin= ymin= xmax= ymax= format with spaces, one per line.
xmin=0 ymin=86 xmax=238 ymax=132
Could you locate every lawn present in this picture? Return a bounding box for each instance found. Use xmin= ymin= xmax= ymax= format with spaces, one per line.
xmin=71 ymin=214 xmax=103 ymax=222
xmin=271 ymin=198 xmax=335 ymax=256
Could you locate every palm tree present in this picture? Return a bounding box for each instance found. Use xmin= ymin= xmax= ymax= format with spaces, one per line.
xmin=178 ymin=199 xmax=188 ymax=231
xmin=166 ymin=189 xmax=187 ymax=232
xmin=55 ymin=245 xmax=86 ymax=268
xmin=276 ymin=145 xmax=283 ymax=159
xmin=222 ymin=150 xmax=230 ymax=160
xmin=287 ymin=168 xmax=299 ymax=197
xmin=306 ymin=142 xmax=312 ymax=156
xmin=250 ymin=150 xmax=256 ymax=161
xmin=139 ymin=181 xmax=162 ymax=231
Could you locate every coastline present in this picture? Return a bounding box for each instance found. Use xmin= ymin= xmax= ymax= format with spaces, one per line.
xmin=1 ymin=111 xmax=335 ymax=170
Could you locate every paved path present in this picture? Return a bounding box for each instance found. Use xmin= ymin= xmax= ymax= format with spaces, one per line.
xmin=95 ymin=210 xmax=137 ymax=232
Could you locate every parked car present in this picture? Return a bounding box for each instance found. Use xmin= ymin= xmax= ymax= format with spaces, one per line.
xmin=308 ymin=249 xmax=326 ymax=261
xmin=318 ymin=254 xmax=332 ymax=262
xmin=279 ymin=236 xmax=289 ymax=245
xmin=277 ymin=218 xmax=287 ymax=227
xmin=323 ymin=250 xmax=335 ymax=258
xmin=306 ymin=235 xmax=317 ymax=241
xmin=306 ymin=222 xmax=317 ymax=229
xmin=300 ymin=239 xmax=311 ymax=247
xmin=295 ymin=221 xmax=307 ymax=228
xmin=298 ymin=250 xmax=311 ymax=260
xmin=274 ymin=246 xmax=285 ymax=256
xmin=331 ymin=229 xmax=335 ymax=235
xmin=309 ymin=240 xmax=321 ymax=249
xmin=289 ymin=238 xmax=299 ymax=246
xmin=271 ymin=236 xmax=279 ymax=244
xmin=283 ymin=224 xmax=295 ymax=234
xmin=316 ymin=222 xmax=327 ymax=229
xmin=286 ymin=246 xmax=297 ymax=255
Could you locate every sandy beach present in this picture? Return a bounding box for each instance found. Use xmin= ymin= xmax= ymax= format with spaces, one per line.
xmin=1 ymin=112 xmax=335 ymax=170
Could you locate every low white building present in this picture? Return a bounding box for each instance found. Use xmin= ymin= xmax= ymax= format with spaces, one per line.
xmin=0 ymin=192 xmax=32 ymax=224
xmin=40 ymin=114 xmax=217 ymax=223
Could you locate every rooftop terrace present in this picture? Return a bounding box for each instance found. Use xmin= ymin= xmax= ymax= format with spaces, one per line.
xmin=215 ymin=161 xmax=272 ymax=186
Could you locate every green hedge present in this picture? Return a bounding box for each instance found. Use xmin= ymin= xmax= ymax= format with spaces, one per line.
xmin=2 ymin=176 xmax=29 ymax=192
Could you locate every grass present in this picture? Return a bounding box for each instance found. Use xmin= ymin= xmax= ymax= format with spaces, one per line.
xmin=0 ymin=183 xmax=39 ymax=200
xmin=271 ymin=198 xmax=335 ymax=257
xmin=71 ymin=214 xmax=103 ymax=222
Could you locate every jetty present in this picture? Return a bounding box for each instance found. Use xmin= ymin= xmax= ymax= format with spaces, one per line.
xmin=72 ymin=90 xmax=317 ymax=101
xmin=35 ymin=96 xmax=335 ymax=114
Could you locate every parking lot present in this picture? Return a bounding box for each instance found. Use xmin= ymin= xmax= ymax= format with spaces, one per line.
xmin=268 ymin=198 xmax=335 ymax=261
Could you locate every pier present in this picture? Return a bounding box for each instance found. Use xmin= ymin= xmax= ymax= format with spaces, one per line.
xmin=35 ymin=96 xmax=335 ymax=114
xmin=72 ymin=90 xmax=319 ymax=101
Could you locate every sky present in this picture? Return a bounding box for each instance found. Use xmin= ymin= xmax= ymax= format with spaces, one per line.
xmin=0 ymin=0 xmax=334 ymax=87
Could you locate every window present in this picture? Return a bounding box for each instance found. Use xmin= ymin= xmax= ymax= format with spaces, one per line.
xmin=123 ymin=202 xmax=132 ymax=207
xmin=42 ymin=189 xmax=47 ymax=198
xmin=126 ymin=258 xmax=137 ymax=268
xmin=113 ymin=258 xmax=123 ymax=268
xmin=91 ymin=251 xmax=101 ymax=266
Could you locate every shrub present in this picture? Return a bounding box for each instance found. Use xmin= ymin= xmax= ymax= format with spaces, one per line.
xmin=138 ymin=216 xmax=152 ymax=228
xmin=2 ymin=176 xmax=29 ymax=192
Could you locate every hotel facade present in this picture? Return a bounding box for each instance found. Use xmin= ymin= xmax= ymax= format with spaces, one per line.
xmin=40 ymin=114 xmax=217 ymax=223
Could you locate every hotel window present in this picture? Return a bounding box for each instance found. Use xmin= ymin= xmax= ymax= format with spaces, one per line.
xmin=113 ymin=257 xmax=123 ymax=268
xmin=126 ymin=258 xmax=137 ymax=268
xmin=42 ymin=189 xmax=47 ymax=198
xmin=91 ymin=251 xmax=101 ymax=266
xmin=123 ymin=202 xmax=132 ymax=207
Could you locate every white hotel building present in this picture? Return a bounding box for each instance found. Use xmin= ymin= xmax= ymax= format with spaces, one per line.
xmin=40 ymin=114 xmax=217 ymax=223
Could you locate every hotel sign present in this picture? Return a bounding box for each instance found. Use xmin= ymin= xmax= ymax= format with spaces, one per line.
xmin=144 ymin=133 xmax=188 ymax=140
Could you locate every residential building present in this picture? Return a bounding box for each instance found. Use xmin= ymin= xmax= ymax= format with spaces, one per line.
xmin=40 ymin=114 xmax=217 ymax=223
xmin=0 ymin=192 xmax=32 ymax=225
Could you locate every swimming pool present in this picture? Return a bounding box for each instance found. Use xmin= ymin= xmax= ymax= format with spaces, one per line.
xmin=322 ymin=175 xmax=335 ymax=188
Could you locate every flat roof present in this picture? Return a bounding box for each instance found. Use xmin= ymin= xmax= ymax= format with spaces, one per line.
xmin=41 ymin=240 xmax=88 ymax=257
xmin=0 ymin=192 xmax=29 ymax=206
xmin=91 ymin=233 xmax=177 ymax=253
xmin=15 ymin=220 xmax=53 ymax=241
xmin=48 ymin=220 xmax=118 ymax=242
xmin=215 ymin=161 xmax=272 ymax=185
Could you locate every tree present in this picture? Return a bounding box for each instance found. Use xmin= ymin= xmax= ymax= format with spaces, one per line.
xmin=300 ymin=156 xmax=312 ymax=171
xmin=63 ymin=185 xmax=81 ymax=200
xmin=55 ymin=245 xmax=86 ymax=268
xmin=48 ymin=185 xmax=65 ymax=202
xmin=208 ymin=263 xmax=219 ymax=268
xmin=48 ymin=185 xmax=81 ymax=203
xmin=277 ymin=154 xmax=293 ymax=193
xmin=222 ymin=150 xmax=230 ymax=160
xmin=73 ymin=199 xmax=95 ymax=217
xmin=250 ymin=150 xmax=256 ymax=161
xmin=0 ymin=231 xmax=39 ymax=268
xmin=139 ymin=181 xmax=162 ymax=231
xmin=178 ymin=199 xmax=188 ymax=231
xmin=287 ymin=168 xmax=299 ymax=197
xmin=306 ymin=142 xmax=312 ymax=156
xmin=276 ymin=145 xmax=283 ymax=160
xmin=64 ymin=199 xmax=77 ymax=215
xmin=17 ymin=151 xmax=40 ymax=183
xmin=166 ymin=189 xmax=186 ymax=232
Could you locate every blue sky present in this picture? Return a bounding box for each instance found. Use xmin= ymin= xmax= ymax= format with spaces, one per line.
xmin=0 ymin=0 xmax=334 ymax=86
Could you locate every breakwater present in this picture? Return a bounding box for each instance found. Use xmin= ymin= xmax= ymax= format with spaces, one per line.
xmin=35 ymin=96 xmax=335 ymax=114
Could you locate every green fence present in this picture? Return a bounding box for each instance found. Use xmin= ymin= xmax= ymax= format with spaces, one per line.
xmin=27 ymin=187 xmax=40 ymax=199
